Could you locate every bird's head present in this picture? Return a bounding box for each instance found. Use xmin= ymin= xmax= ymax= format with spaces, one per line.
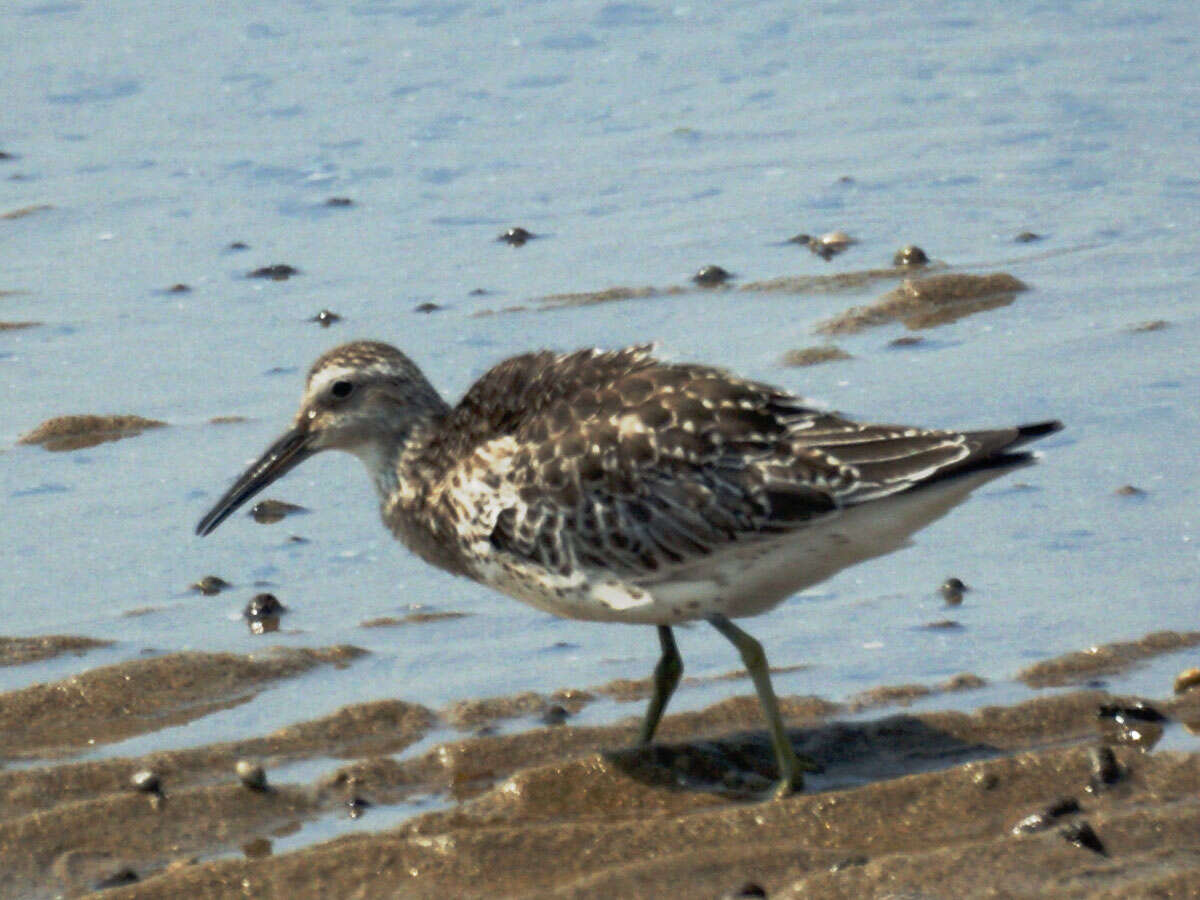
xmin=195 ymin=341 xmax=446 ymax=536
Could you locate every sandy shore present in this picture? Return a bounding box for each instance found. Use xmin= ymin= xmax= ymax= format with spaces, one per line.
xmin=1 ymin=631 xmax=1198 ymax=898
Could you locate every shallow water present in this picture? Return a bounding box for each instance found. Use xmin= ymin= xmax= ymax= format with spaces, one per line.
xmin=2 ymin=0 xmax=1198 ymax=761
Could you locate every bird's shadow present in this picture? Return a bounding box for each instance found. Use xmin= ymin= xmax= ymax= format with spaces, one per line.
xmin=604 ymin=713 xmax=1002 ymax=800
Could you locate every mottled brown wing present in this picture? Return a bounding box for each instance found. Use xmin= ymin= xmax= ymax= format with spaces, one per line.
xmin=790 ymin=415 xmax=1052 ymax=505
xmin=485 ymin=356 xmax=846 ymax=578
xmin=433 ymin=346 xmax=659 ymax=460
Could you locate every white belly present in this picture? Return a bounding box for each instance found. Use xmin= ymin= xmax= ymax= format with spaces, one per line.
xmin=471 ymin=463 xmax=1020 ymax=626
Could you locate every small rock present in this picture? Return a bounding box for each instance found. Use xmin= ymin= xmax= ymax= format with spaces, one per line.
xmin=829 ymin=855 xmax=868 ymax=872
xmin=95 ymin=868 xmax=139 ymax=889
xmin=227 ymin=241 xmax=250 ymax=251
xmin=1174 ymin=667 xmax=1200 ymax=695
xmin=468 ymin=287 xmax=488 ymax=296
xmin=1012 ymin=797 xmax=1080 ymax=834
xmin=1060 ymin=820 xmax=1106 ymax=855
xmin=244 ymin=593 xmax=285 ymax=620
xmin=972 ymin=770 xmax=999 ymax=790
xmin=888 ymin=335 xmax=924 ymax=348
xmin=1098 ymin=702 xmax=1166 ymax=724
xmin=1130 ymin=319 xmax=1168 ymax=332
xmin=249 ymin=499 xmax=307 ymax=524
xmin=414 ymin=302 xmax=442 ymax=313
xmin=248 ymin=264 xmax=299 ymax=280
xmin=786 ymin=232 xmax=813 ymax=246
xmin=725 ymin=883 xmax=767 ymax=899
xmin=130 ymin=770 xmax=162 ymax=794
xmin=1086 ymin=745 xmax=1122 ymax=792
xmin=892 ymin=245 xmax=928 ymax=267
xmin=325 ymin=196 xmax=353 ymax=207
xmin=540 ymin=704 xmax=569 ymax=726
xmin=780 ymin=345 xmax=851 ymax=367
xmin=244 ymin=593 xmax=285 ymax=634
xmin=499 ymin=227 xmax=534 ymax=246
xmin=191 ymin=575 xmax=230 ymax=596
xmin=923 ymin=619 xmax=962 ymax=630
xmin=167 ymin=283 xmax=192 ymax=293
xmin=810 ymin=230 xmax=855 ymax=259
xmin=693 ymin=264 xmax=732 ymax=286
xmin=1014 ymin=231 xmax=1042 ymax=243
xmin=235 ymin=760 xmax=268 ymax=791
xmin=1097 ymin=702 xmax=1166 ymax=750
xmin=940 ymin=577 xmax=967 ymax=605
xmin=1114 ymin=484 xmax=1145 ymax=496
xmin=242 ymin=837 xmax=273 ymax=858
xmin=311 ymin=309 xmax=341 ymax=327
xmin=347 ymin=795 xmax=372 ymax=819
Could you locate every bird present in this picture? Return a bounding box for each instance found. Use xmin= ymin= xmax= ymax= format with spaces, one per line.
xmin=196 ymin=341 xmax=1061 ymax=797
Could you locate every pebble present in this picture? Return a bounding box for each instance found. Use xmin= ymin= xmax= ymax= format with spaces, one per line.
xmin=244 ymin=593 xmax=285 ymax=620
xmin=1060 ymin=820 xmax=1106 ymax=855
xmin=693 ymin=264 xmax=732 ymax=286
xmin=972 ymin=770 xmax=999 ymax=790
xmin=829 ymin=855 xmax=868 ymax=872
xmin=249 ymin=499 xmax=306 ymax=524
xmin=1098 ymin=702 xmax=1166 ymax=724
xmin=1174 ymin=667 xmax=1200 ymax=694
xmin=940 ymin=577 xmax=967 ymax=605
xmin=191 ymin=575 xmax=230 ymax=596
xmin=311 ymin=309 xmax=342 ymax=327
xmin=1097 ymin=702 xmax=1166 ymax=749
xmin=347 ymin=795 xmax=372 ymax=819
xmin=242 ymin=837 xmax=273 ymax=859
xmin=499 ymin=227 xmax=534 ymax=246
xmin=725 ymin=883 xmax=767 ymax=899
xmin=1086 ymin=745 xmax=1122 ymax=792
xmin=236 ymin=760 xmax=269 ymax=791
xmin=1012 ymin=797 xmax=1080 ymax=834
xmin=248 ymin=264 xmax=299 ymax=280
xmin=892 ymin=244 xmax=928 ymax=266
xmin=130 ymin=769 xmax=162 ymax=794
xmin=95 ymin=868 xmax=139 ymax=889
xmin=325 ymin=196 xmax=353 ymax=207
xmin=244 ymin=593 xmax=286 ymax=634
xmin=809 ymin=230 xmax=854 ymax=259
xmin=1014 ymin=231 xmax=1042 ymax=243
xmin=540 ymin=704 xmax=569 ymax=726
xmin=414 ymin=302 xmax=442 ymax=313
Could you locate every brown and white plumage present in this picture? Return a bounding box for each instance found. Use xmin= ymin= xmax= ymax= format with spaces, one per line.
xmin=196 ymin=340 xmax=1061 ymax=796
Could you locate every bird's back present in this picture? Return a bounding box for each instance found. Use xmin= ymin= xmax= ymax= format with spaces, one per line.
xmin=395 ymin=347 xmax=1057 ymax=624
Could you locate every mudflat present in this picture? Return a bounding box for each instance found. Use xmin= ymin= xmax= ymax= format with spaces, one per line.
xmin=1 ymin=631 xmax=1198 ymax=898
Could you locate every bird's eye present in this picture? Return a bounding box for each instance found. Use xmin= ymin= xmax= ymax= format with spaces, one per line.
xmin=330 ymin=380 xmax=355 ymax=399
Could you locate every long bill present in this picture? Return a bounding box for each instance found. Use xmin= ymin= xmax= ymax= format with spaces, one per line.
xmin=195 ymin=426 xmax=315 ymax=536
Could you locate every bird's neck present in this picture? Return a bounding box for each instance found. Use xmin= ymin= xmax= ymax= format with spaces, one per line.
xmin=370 ymin=412 xmax=475 ymax=577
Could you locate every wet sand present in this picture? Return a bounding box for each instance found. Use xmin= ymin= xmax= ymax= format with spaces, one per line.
xmin=18 ymin=414 xmax=168 ymax=452
xmin=2 ymin=631 xmax=1198 ymax=898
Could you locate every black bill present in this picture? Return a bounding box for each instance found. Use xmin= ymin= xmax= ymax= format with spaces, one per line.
xmin=195 ymin=426 xmax=315 ymax=536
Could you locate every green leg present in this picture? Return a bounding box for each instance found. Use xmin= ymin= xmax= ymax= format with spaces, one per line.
xmin=638 ymin=625 xmax=683 ymax=745
xmin=708 ymin=613 xmax=815 ymax=798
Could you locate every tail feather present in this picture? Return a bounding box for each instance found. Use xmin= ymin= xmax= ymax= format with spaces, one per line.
xmin=1010 ymin=419 xmax=1064 ymax=448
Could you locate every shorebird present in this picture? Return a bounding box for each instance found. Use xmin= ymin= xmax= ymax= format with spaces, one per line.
xmin=196 ymin=341 xmax=1060 ymax=797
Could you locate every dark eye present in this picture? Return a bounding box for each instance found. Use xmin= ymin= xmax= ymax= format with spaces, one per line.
xmin=330 ymin=380 xmax=355 ymax=399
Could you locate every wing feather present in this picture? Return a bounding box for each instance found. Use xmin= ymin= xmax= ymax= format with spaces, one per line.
xmin=435 ymin=347 xmax=1052 ymax=582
